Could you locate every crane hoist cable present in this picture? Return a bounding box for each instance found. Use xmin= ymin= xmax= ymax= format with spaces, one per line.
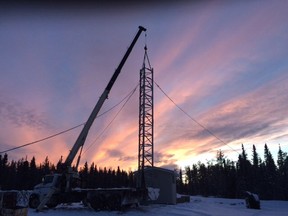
xmin=83 ymin=83 xmax=139 ymax=155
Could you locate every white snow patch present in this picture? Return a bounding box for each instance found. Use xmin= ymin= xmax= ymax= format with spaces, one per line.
xmin=28 ymin=196 xmax=288 ymax=216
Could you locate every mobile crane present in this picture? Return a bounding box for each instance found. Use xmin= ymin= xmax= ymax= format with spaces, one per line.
xmin=29 ymin=26 xmax=147 ymax=211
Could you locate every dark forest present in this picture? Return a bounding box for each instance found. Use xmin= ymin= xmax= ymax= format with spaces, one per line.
xmin=1 ymin=144 xmax=288 ymax=200
xmin=177 ymin=144 xmax=288 ymax=200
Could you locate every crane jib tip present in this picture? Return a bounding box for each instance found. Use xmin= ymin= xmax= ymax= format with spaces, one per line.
xmin=139 ymin=26 xmax=147 ymax=31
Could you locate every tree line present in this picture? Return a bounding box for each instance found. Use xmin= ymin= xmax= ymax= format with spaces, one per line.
xmin=1 ymin=143 xmax=288 ymax=201
xmin=0 ymin=155 xmax=134 ymax=190
xmin=176 ymin=144 xmax=288 ymax=200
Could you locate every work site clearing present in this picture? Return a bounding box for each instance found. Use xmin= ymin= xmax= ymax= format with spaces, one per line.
xmin=27 ymin=196 xmax=287 ymax=216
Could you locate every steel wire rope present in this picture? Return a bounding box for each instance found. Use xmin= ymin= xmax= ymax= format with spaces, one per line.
xmin=0 ymin=124 xmax=84 ymax=154
xmin=82 ymin=83 xmax=139 ymax=155
xmin=0 ymin=85 xmax=139 ymax=155
xmin=154 ymin=81 xmax=240 ymax=155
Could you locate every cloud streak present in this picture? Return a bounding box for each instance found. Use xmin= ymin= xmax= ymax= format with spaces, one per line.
xmin=0 ymin=96 xmax=50 ymax=130
xmin=1 ymin=1 xmax=288 ymax=170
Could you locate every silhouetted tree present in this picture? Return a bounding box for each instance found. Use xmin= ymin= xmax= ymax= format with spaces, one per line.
xmin=277 ymin=145 xmax=286 ymax=170
xmin=79 ymin=161 xmax=89 ymax=188
xmin=29 ymin=156 xmax=40 ymax=188
xmin=0 ymin=154 xmax=9 ymax=189
xmin=275 ymin=145 xmax=288 ymax=199
xmin=198 ymin=162 xmax=209 ymax=196
xmin=176 ymin=168 xmax=184 ymax=194
xmin=16 ymin=157 xmax=30 ymax=189
xmin=252 ymin=145 xmax=260 ymax=168
xmin=262 ymin=144 xmax=277 ymax=199
xmin=225 ymin=160 xmax=237 ymax=198
xmin=236 ymin=144 xmax=252 ymax=196
xmin=250 ymin=145 xmax=261 ymax=195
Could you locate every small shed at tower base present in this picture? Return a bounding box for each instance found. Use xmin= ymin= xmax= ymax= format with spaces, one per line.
xmin=135 ymin=166 xmax=177 ymax=205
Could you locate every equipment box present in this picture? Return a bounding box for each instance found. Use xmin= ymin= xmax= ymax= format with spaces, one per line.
xmin=0 ymin=191 xmax=30 ymax=216
xmin=1 ymin=208 xmax=28 ymax=216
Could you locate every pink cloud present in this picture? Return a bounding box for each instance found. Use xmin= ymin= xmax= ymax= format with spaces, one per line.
xmin=1 ymin=0 xmax=288 ymax=171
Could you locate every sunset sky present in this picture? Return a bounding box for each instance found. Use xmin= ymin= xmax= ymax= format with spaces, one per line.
xmin=1 ymin=1 xmax=288 ymax=171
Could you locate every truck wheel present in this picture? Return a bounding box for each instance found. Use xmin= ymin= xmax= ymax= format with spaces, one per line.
xmin=46 ymin=201 xmax=58 ymax=208
xmin=46 ymin=203 xmax=57 ymax=208
xmin=29 ymin=195 xmax=40 ymax=209
xmin=89 ymin=195 xmax=102 ymax=211
xmin=245 ymin=197 xmax=250 ymax=208
xmin=108 ymin=194 xmax=121 ymax=211
xmin=82 ymin=198 xmax=88 ymax=207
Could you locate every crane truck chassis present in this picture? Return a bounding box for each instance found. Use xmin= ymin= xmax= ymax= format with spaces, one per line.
xmin=29 ymin=174 xmax=145 ymax=211
xmin=29 ymin=26 xmax=147 ymax=211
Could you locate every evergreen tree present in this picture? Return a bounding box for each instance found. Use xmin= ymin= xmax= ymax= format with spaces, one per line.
xmin=198 ymin=162 xmax=209 ymax=196
xmin=16 ymin=157 xmax=30 ymax=189
xmin=42 ymin=156 xmax=51 ymax=175
xmin=283 ymin=155 xmax=288 ymax=199
xmin=262 ymin=144 xmax=277 ymax=199
xmin=225 ymin=160 xmax=237 ymax=198
xmin=116 ymin=166 xmax=122 ymax=187
xmin=176 ymin=168 xmax=184 ymax=194
xmin=277 ymin=145 xmax=286 ymax=170
xmin=0 ymin=154 xmax=9 ymax=189
xmin=264 ymin=144 xmax=276 ymax=168
xmin=275 ymin=145 xmax=288 ymax=199
xmin=89 ymin=162 xmax=97 ymax=188
xmin=29 ymin=156 xmax=40 ymax=189
xmin=184 ymin=166 xmax=194 ymax=194
xmin=236 ymin=144 xmax=252 ymax=196
xmin=7 ymin=160 xmax=17 ymax=189
xmin=214 ymin=150 xmax=227 ymax=197
xmin=216 ymin=150 xmax=225 ymax=167
xmin=250 ymin=145 xmax=261 ymax=195
xmin=56 ymin=156 xmax=63 ymax=172
xmin=79 ymin=161 xmax=89 ymax=188
xmin=252 ymin=145 xmax=259 ymax=168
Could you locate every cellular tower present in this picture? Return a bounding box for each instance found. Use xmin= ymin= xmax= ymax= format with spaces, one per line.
xmin=138 ymin=45 xmax=154 ymax=177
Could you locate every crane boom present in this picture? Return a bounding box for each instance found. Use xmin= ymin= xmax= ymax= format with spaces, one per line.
xmin=64 ymin=26 xmax=146 ymax=168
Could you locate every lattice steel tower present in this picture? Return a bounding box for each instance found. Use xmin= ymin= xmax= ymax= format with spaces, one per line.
xmin=138 ymin=45 xmax=154 ymax=174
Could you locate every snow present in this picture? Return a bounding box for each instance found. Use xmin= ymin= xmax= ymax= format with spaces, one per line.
xmin=27 ymin=196 xmax=288 ymax=216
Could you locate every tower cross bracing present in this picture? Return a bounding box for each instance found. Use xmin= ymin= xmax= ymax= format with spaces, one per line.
xmin=138 ymin=46 xmax=154 ymax=172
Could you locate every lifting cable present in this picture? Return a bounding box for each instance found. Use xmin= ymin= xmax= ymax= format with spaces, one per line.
xmin=0 ymin=84 xmax=139 ymax=155
xmin=0 ymin=123 xmax=84 ymax=154
xmin=83 ymin=83 xmax=139 ymax=155
xmin=154 ymin=80 xmax=240 ymax=155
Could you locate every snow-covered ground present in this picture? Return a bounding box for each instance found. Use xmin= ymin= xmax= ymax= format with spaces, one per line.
xmin=28 ymin=196 xmax=288 ymax=216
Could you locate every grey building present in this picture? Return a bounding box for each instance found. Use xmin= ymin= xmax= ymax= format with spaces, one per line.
xmin=136 ymin=166 xmax=177 ymax=205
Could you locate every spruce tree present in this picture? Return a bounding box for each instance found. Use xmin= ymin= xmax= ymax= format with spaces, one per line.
xmin=177 ymin=168 xmax=184 ymax=194
xmin=0 ymin=154 xmax=9 ymax=189
xmin=277 ymin=145 xmax=286 ymax=170
xmin=252 ymin=145 xmax=259 ymax=168
xmin=276 ymin=145 xmax=288 ymax=199
xmin=29 ymin=156 xmax=40 ymax=189
xmin=79 ymin=161 xmax=89 ymax=188
xmin=237 ymin=144 xmax=252 ymax=196
xmin=263 ymin=144 xmax=277 ymax=199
